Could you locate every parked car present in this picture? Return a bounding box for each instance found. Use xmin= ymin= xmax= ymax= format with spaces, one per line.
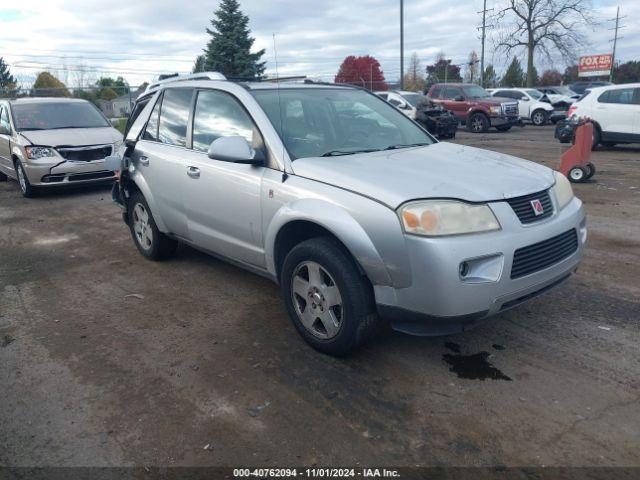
xmin=488 ymin=88 xmax=555 ymax=126
xmin=426 ymin=83 xmax=520 ymax=133
xmin=0 ymin=98 xmax=123 ymax=197
xmin=569 ymin=81 xmax=612 ymax=95
xmin=109 ymin=73 xmax=586 ymax=356
xmin=559 ymin=83 xmax=640 ymax=148
xmin=536 ymin=86 xmax=580 ymax=121
xmin=375 ymin=90 xmax=425 ymax=119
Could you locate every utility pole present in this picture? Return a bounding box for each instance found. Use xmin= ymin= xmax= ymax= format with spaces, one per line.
xmin=477 ymin=0 xmax=492 ymax=87
xmin=400 ymin=0 xmax=404 ymax=89
xmin=608 ymin=6 xmax=625 ymax=83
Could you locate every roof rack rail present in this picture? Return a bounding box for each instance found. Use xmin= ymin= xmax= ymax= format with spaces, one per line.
xmin=145 ymin=72 xmax=226 ymax=94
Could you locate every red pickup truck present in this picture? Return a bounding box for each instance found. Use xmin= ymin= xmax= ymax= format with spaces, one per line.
xmin=426 ymin=83 xmax=521 ymax=133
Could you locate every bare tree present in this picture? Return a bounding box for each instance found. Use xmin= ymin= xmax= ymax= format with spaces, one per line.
xmin=464 ymin=51 xmax=479 ymax=84
xmin=402 ymin=53 xmax=424 ymax=92
xmin=494 ymin=0 xmax=593 ymax=86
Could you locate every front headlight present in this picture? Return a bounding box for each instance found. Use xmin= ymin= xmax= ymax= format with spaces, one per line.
xmin=490 ymin=106 xmax=502 ymax=115
xmin=553 ymin=171 xmax=574 ymax=210
xmin=25 ymin=146 xmax=56 ymax=159
xmin=399 ymin=200 xmax=501 ymax=236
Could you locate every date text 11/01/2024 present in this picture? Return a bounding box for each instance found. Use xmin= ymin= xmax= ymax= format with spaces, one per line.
xmin=233 ymin=468 xmax=401 ymax=478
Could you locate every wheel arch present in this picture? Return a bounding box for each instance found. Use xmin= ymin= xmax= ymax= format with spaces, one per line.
xmin=126 ymin=171 xmax=169 ymax=232
xmin=265 ymin=199 xmax=393 ymax=287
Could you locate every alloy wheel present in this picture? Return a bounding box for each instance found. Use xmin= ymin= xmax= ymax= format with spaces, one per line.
xmin=533 ymin=112 xmax=545 ymax=125
xmin=471 ymin=118 xmax=484 ymax=132
xmin=132 ymin=203 xmax=153 ymax=251
xmin=291 ymin=261 xmax=343 ymax=339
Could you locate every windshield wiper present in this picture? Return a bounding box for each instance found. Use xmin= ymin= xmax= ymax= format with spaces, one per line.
xmin=384 ymin=142 xmax=431 ymax=150
xmin=320 ymin=148 xmax=381 ymax=157
xmin=19 ymin=127 xmax=46 ymax=131
xmin=49 ymin=126 xmax=100 ymax=129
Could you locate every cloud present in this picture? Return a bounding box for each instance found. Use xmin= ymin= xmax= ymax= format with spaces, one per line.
xmin=0 ymin=0 xmax=636 ymax=87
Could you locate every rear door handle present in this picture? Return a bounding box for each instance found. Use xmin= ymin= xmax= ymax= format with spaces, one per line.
xmin=139 ymin=156 xmax=149 ymax=166
xmin=187 ymin=166 xmax=200 ymax=179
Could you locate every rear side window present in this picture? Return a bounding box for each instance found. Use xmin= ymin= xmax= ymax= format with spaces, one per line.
xmin=158 ymin=88 xmax=194 ymax=147
xmin=191 ymin=90 xmax=254 ymax=153
xmin=430 ymin=86 xmax=441 ymax=98
xmin=598 ymin=88 xmax=635 ymax=105
xmin=0 ymin=106 xmax=10 ymax=131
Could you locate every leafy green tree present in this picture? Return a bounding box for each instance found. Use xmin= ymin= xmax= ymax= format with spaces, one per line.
xmin=99 ymin=87 xmax=119 ymax=101
xmin=482 ymin=64 xmax=498 ymax=88
xmin=203 ymin=0 xmax=266 ymax=78
xmin=563 ymin=65 xmax=578 ymax=84
xmin=193 ymin=55 xmax=205 ymax=73
xmin=33 ymin=72 xmax=70 ymax=97
xmin=96 ymin=77 xmax=127 ymax=96
xmin=0 ymin=57 xmax=16 ymax=91
xmin=613 ymin=61 xmax=640 ymax=84
xmin=501 ymin=58 xmax=525 ymax=87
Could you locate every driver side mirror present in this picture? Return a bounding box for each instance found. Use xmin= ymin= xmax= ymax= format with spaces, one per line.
xmin=0 ymin=124 xmax=10 ymax=135
xmin=208 ymin=136 xmax=264 ymax=165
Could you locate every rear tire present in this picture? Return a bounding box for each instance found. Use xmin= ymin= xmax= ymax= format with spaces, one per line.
xmin=280 ymin=237 xmax=378 ymax=356
xmin=531 ymin=109 xmax=548 ymax=126
xmin=15 ymin=160 xmax=38 ymax=198
xmin=467 ymin=113 xmax=489 ymax=133
xmin=585 ymin=162 xmax=596 ymax=179
xmin=127 ymin=192 xmax=178 ymax=261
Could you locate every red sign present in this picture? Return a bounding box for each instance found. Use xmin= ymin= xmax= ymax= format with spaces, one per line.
xmin=578 ymin=54 xmax=613 ymax=77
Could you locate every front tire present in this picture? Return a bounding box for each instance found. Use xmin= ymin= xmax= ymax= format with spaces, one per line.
xmin=467 ymin=113 xmax=489 ymax=133
xmin=281 ymin=237 xmax=378 ymax=356
xmin=127 ymin=192 xmax=178 ymax=260
xmin=15 ymin=160 xmax=38 ymax=198
xmin=531 ymin=109 xmax=548 ymax=126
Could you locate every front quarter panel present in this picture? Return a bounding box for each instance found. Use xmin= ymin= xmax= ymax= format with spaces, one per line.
xmin=261 ymin=170 xmax=411 ymax=288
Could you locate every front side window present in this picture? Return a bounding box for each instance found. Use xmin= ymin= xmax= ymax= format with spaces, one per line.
xmin=463 ymin=85 xmax=491 ymax=99
xmin=11 ymin=101 xmax=110 ymax=131
xmin=158 ymin=88 xmax=193 ymax=147
xmin=0 ymin=106 xmax=10 ymax=131
xmin=192 ymin=90 xmax=254 ymax=153
xmin=251 ymin=88 xmax=434 ymax=160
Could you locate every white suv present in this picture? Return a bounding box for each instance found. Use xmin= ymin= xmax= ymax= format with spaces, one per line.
xmin=567 ymin=83 xmax=640 ymax=147
xmin=375 ymin=91 xmax=425 ymax=119
xmin=489 ymin=88 xmax=555 ymax=126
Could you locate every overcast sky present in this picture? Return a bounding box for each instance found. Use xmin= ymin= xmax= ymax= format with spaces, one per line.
xmin=0 ymin=0 xmax=637 ymax=89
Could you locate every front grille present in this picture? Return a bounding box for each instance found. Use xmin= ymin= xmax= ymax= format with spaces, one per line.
xmin=503 ymin=103 xmax=518 ymax=116
xmin=511 ymin=229 xmax=578 ymax=279
xmin=506 ymin=190 xmax=553 ymax=224
xmin=57 ymin=145 xmax=112 ymax=162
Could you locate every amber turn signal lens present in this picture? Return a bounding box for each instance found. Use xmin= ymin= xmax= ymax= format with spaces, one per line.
xmin=403 ymin=211 xmax=420 ymax=229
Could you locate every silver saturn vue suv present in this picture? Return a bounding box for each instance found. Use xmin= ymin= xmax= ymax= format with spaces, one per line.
xmin=0 ymin=97 xmax=123 ymax=197
xmin=109 ymin=72 xmax=587 ymax=356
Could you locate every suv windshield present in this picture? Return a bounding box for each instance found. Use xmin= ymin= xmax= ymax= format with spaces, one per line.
xmin=463 ymin=85 xmax=490 ymax=99
xmin=526 ymin=89 xmax=543 ymax=100
xmin=12 ymin=101 xmax=110 ymax=131
xmin=252 ymin=88 xmax=434 ymax=160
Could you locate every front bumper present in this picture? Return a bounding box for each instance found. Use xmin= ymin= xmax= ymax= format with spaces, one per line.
xmin=490 ymin=115 xmax=522 ymax=127
xmin=22 ymin=158 xmax=116 ymax=186
xmin=375 ymin=196 xmax=586 ymax=335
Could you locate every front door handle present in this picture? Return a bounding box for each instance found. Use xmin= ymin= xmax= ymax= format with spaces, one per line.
xmin=139 ymin=156 xmax=149 ymax=166
xmin=187 ymin=166 xmax=200 ymax=179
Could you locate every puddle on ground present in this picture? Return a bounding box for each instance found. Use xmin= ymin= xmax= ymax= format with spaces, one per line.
xmin=443 ymin=351 xmax=512 ymax=381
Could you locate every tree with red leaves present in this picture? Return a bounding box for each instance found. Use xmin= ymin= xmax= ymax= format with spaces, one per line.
xmin=539 ymin=69 xmax=563 ymax=86
xmin=335 ymin=55 xmax=388 ymax=91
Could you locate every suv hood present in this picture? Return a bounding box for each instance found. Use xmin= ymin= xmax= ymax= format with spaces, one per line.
xmin=19 ymin=127 xmax=122 ymax=147
xmin=474 ymin=96 xmax=512 ymax=106
xmin=291 ymin=142 xmax=555 ymax=209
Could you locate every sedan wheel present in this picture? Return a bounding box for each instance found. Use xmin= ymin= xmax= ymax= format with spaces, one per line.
xmin=291 ymin=261 xmax=343 ymax=339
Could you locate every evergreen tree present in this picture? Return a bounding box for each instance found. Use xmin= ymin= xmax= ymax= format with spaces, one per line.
xmin=193 ymin=55 xmax=205 ymax=73
xmin=482 ymin=64 xmax=498 ymax=88
xmin=501 ymin=58 xmax=525 ymax=87
xmin=203 ymin=0 xmax=265 ymax=79
xmin=0 ymin=57 xmax=16 ymax=90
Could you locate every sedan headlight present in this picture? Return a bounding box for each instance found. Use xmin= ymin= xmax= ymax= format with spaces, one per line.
xmin=399 ymin=200 xmax=501 ymax=236
xmin=553 ymin=171 xmax=574 ymax=210
xmin=25 ymin=146 xmax=56 ymax=159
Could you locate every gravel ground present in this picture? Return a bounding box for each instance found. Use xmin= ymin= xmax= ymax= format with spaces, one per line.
xmin=1 ymin=125 xmax=638 ymax=468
